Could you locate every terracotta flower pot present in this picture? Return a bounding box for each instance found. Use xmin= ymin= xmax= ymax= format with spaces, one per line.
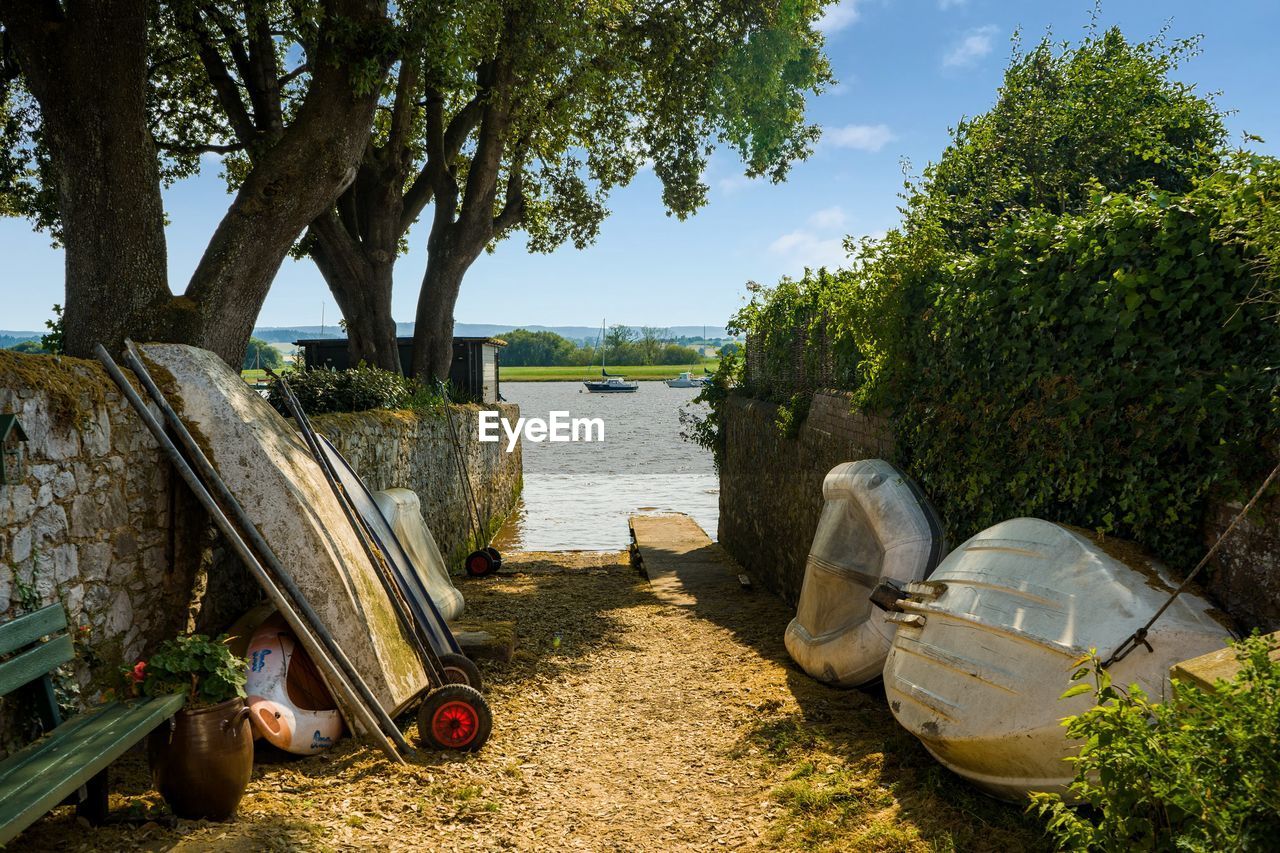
xmin=148 ymin=697 xmax=254 ymax=821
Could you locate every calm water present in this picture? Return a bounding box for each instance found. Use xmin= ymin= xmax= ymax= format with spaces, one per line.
xmin=492 ymin=381 xmax=718 ymax=551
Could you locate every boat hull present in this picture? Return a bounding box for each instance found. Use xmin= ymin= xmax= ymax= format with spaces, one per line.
xmin=139 ymin=344 xmax=430 ymax=715
xmin=883 ymin=518 xmax=1233 ymax=800
xmin=583 ymin=383 xmax=638 ymax=393
xmin=785 ymin=460 xmax=944 ymax=686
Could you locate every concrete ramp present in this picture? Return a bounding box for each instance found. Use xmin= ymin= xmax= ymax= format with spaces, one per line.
xmin=628 ymin=514 xmax=741 ymax=605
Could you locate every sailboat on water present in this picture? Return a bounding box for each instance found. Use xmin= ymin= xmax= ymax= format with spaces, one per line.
xmin=583 ymin=320 xmax=639 ymax=393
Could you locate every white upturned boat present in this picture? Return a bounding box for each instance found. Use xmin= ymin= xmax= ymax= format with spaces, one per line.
xmin=372 ymin=488 xmax=465 ymax=622
xmin=881 ymin=518 xmax=1234 ymax=801
xmin=785 ymin=460 xmax=945 ymax=686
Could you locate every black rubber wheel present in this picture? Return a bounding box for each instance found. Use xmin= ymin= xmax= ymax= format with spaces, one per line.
xmin=438 ymin=652 xmax=483 ymax=691
xmin=484 ymin=546 xmax=503 ymax=572
xmin=417 ymin=684 xmax=492 ymax=751
xmin=465 ymin=549 xmax=496 ymax=577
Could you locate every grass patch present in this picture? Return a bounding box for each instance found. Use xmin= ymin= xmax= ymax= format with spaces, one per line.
xmin=500 ymin=362 xmax=717 ymax=381
xmin=739 ymin=711 xmax=1048 ymax=852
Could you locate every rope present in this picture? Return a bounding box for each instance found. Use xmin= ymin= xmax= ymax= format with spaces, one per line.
xmin=1103 ymin=456 xmax=1280 ymax=667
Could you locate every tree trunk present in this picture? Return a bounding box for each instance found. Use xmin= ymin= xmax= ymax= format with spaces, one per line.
xmin=2 ymin=0 xmax=171 ymax=358
xmin=412 ymin=251 xmax=468 ymax=383
xmin=160 ymin=0 xmax=390 ymax=367
xmin=308 ymin=215 xmax=401 ymax=372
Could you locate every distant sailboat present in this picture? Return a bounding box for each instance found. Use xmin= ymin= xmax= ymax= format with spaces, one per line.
xmin=583 ymin=320 xmax=638 ymax=393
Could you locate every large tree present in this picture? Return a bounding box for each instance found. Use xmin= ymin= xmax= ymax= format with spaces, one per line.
xmin=303 ymin=0 xmax=833 ymax=378
xmin=0 ymin=0 xmax=391 ymax=361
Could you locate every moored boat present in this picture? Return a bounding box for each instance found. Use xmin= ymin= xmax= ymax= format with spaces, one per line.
xmin=880 ymin=518 xmax=1233 ymax=801
xmin=664 ymin=371 xmax=702 ymax=388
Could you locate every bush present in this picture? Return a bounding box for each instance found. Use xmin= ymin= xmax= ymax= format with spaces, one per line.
xmin=269 ymin=364 xmax=414 ymax=415
xmin=1032 ymin=634 xmax=1280 ymax=851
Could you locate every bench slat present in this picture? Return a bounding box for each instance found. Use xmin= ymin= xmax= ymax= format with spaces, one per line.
xmin=0 ymin=693 xmax=185 ymax=845
xmin=0 ymin=605 xmax=67 ymax=657
xmin=0 ymin=635 xmax=74 ymax=695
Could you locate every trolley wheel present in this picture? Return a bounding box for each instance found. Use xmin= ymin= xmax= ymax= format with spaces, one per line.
xmin=438 ymin=652 xmax=484 ymax=691
xmin=484 ymin=546 xmax=503 ymax=572
xmin=417 ymin=685 xmax=492 ymax=752
xmin=465 ymin=549 xmax=496 ymax=577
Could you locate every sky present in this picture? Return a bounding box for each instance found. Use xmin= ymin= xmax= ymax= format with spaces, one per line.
xmin=3 ymin=0 xmax=1280 ymax=333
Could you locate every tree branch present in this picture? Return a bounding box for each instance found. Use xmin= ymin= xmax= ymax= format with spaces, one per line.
xmin=181 ymin=8 xmax=257 ymax=145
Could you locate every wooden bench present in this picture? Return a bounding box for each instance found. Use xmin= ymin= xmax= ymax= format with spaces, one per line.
xmin=0 ymin=604 xmax=185 ymax=844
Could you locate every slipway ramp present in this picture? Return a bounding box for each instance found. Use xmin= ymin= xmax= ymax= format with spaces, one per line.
xmin=628 ymin=514 xmax=741 ymax=606
xmin=140 ymin=344 xmax=429 ymax=714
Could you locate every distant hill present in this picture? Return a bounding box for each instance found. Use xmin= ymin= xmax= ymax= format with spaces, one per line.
xmin=1 ymin=332 xmax=41 ymax=349
xmin=255 ymin=322 xmax=732 ymax=345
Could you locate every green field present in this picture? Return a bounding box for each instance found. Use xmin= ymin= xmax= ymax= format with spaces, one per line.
xmin=500 ymin=363 xmax=717 ymax=382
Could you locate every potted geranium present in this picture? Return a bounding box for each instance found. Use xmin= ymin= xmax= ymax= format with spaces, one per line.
xmin=129 ymin=634 xmax=252 ymax=821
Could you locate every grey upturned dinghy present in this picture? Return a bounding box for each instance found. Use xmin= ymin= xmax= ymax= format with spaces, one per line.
xmin=880 ymin=518 xmax=1234 ymax=801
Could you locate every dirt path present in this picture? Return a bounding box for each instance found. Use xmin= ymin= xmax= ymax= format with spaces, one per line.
xmin=20 ymin=550 xmax=1044 ymax=852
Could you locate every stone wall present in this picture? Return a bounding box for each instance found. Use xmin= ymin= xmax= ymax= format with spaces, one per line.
xmin=719 ymin=389 xmax=1280 ymax=632
xmin=311 ymin=404 xmax=522 ymax=564
xmin=0 ymin=351 xmax=521 ymax=749
xmin=718 ymin=392 xmax=893 ymax=605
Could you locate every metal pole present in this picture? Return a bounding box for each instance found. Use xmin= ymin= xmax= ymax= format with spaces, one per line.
xmin=268 ymin=371 xmax=447 ymax=682
xmin=104 ymin=344 xmax=407 ymax=761
xmin=122 ymin=342 xmax=410 ymax=753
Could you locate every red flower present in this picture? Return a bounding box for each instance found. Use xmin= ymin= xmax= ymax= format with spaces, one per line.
xmin=131 ymin=660 xmax=147 ymax=683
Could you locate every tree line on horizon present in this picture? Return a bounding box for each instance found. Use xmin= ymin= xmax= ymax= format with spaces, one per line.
xmin=499 ymin=325 xmax=733 ymax=367
xmin=0 ymin=0 xmax=834 ymax=381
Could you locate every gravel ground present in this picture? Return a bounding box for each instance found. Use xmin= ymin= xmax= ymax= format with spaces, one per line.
xmin=16 ymin=551 xmax=1045 ymax=852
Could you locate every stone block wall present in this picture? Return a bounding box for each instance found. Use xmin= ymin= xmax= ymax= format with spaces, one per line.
xmin=718 ymin=391 xmax=893 ymax=605
xmin=719 ymin=388 xmax=1280 ymax=632
xmin=0 ymin=351 xmax=521 ymax=751
xmin=311 ymin=404 xmax=522 ymax=564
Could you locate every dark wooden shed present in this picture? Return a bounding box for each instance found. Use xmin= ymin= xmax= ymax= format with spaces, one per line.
xmin=294 ymin=336 xmax=504 ymax=403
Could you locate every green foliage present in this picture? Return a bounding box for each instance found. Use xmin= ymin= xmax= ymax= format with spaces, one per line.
xmin=40 ymin=304 xmax=63 ymax=355
xmin=1032 ymin=634 xmax=1280 ymax=851
xmin=8 ymin=339 xmax=44 ymax=353
xmin=499 ymin=329 xmax=582 ymax=366
xmin=269 ymin=363 xmax=415 ymax=415
xmin=721 ymin=26 xmax=1280 ymax=564
xmin=130 ymin=634 xmax=247 ymax=708
xmin=269 ymin=363 xmax=450 ymax=415
xmin=241 ymin=337 xmax=284 ymax=370
xmin=680 ymin=347 xmax=741 ymax=471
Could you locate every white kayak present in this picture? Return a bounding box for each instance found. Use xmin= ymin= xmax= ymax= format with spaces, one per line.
xmin=246 ymin=612 xmax=344 ymax=754
xmin=784 ymin=460 xmax=945 ymax=686
xmin=372 ymin=488 xmax=466 ymax=622
xmin=882 ymin=518 xmax=1234 ymax=800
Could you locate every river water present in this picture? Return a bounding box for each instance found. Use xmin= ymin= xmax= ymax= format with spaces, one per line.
xmin=491 ymin=381 xmax=719 ymax=551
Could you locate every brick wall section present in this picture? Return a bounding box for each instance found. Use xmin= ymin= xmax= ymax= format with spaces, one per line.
xmin=720 ymin=388 xmax=1280 ymax=632
xmin=718 ymin=391 xmax=893 ymax=605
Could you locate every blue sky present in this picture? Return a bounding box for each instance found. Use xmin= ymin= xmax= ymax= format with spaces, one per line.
xmin=3 ymin=0 xmax=1279 ymax=333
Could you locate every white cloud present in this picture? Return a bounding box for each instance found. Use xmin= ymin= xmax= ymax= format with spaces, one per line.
xmin=817 ymin=1 xmax=860 ymax=35
xmin=938 ymin=0 xmax=966 ymax=9
xmin=824 ymin=123 xmax=896 ymax=152
xmin=943 ymin=25 xmax=999 ymax=69
xmin=808 ymin=206 xmax=847 ymax=229
xmin=769 ymin=230 xmax=849 ymax=269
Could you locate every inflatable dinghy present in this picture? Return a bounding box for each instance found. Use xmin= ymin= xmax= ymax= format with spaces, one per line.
xmin=372 ymin=488 xmax=465 ymax=622
xmin=882 ymin=518 xmax=1233 ymax=800
xmin=246 ymin=612 xmax=344 ymax=754
xmin=785 ymin=460 xmax=944 ymax=686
